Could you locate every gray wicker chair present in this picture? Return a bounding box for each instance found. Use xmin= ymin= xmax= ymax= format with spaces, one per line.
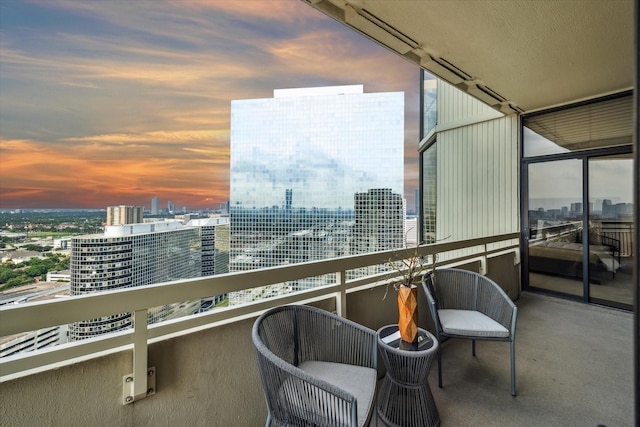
xmin=252 ymin=304 xmax=378 ymax=427
xmin=422 ymin=268 xmax=518 ymax=396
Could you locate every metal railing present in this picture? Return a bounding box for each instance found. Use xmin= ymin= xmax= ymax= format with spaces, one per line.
xmin=0 ymin=233 xmax=519 ymax=399
xmin=602 ymin=220 xmax=634 ymax=257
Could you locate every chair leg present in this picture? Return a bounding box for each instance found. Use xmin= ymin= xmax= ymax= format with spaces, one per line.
xmin=438 ymin=346 xmax=443 ymax=388
xmin=472 ymin=339 xmax=476 ymax=357
xmin=510 ymin=339 xmax=516 ymax=397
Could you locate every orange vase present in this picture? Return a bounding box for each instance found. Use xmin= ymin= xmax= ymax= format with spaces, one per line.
xmin=397 ymin=284 xmax=418 ymax=343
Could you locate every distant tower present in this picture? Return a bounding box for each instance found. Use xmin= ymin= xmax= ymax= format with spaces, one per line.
xmin=570 ymin=202 xmax=583 ymax=216
xmin=188 ymin=217 xmax=231 ymax=309
xmin=352 ymin=188 xmax=404 ymax=278
xmin=106 ymin=205 xmax=143 ymax=226
xmin=354 ymin=188 xmax=404 ymax=253
xmin=285 ymin=189 xmax=293 ymax=210
xmin=168 ymin=200 xmax=175 ymax=214
xmin=151 ymin=197 xmax=159 ymax=215
xmin=602 ymin=199 xmax=613 ymax=217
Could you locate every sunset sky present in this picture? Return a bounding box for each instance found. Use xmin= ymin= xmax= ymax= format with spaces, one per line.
xmin=0 ymin=0 xmax=420 ymax=210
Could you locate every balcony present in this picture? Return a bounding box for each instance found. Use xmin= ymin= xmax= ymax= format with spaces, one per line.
xmin=0 ymin=233 xmax=633 ymax=426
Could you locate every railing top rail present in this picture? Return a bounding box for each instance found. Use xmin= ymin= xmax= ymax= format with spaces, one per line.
xmin=0 ymin=233 xmax=518 ymax=338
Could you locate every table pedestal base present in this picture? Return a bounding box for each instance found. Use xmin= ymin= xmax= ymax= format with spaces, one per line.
xmin=376 ymin=375 xmax=440 ymax=427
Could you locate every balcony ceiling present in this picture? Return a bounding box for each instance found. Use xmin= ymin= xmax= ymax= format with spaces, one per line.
xmin=303 ymin=0 xmax=634 ymax=114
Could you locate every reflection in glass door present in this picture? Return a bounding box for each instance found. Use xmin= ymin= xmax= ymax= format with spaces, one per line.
xmin=527 ymin=159 xmax=585 ymax=298
xmin=588 ymin=154 xmax=634 ymax=309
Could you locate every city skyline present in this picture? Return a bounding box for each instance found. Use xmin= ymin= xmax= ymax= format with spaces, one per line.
xmin=0 ymin=0 xmax=420 ymax=211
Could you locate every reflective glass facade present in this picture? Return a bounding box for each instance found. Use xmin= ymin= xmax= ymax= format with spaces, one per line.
xmin=70 ymin=224 xmax=202 ymax=340
xmin=423 ymin=71 xmax=437 ymax=137
xmin=421 ymin=143 xmax=437 ymax=244
xmin=420 ymin=70 xmax=438 ymax=244
xmin=229 ymin=86 xmax=404 ymax=302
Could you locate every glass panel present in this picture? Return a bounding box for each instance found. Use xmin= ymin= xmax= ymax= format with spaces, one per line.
xmin=423 ymin=71 xmax=437 ymax=136
xmin=522 ymin=126 xmax=571 ymax=157
xmin=527 ymin=159 xmax=584 ymax=297
xmin=422 ymin=142 xmax=436 ymax=244
xmin=588 ymin=154 xmax=634 ymax=308
xmin=228 ymin=87 xmax=405 ymax=300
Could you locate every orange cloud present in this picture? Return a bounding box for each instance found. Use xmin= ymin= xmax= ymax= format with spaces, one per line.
xmin=0 ymin=0 xmax=420 ymax=211
xmin=0 ymin=136 xmax=229 ymax=210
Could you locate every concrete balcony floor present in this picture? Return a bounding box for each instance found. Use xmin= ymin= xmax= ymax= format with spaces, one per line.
xmin=1 ymin=285 xmax=633 ymax=426
xmin=377 ymin=291 xmax=633 ymax=427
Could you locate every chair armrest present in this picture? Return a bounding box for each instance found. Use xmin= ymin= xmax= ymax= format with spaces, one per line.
xmin=476 ymin=277 xmax=517 ymax=335
xmin=254 ymin=343 xmax=359 ymax=426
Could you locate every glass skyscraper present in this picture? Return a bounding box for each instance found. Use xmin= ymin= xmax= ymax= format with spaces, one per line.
xmin=229 ymin=85 xmax=405 ymax=303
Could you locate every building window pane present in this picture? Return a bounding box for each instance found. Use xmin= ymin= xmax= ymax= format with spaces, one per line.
xmin=421 ymin=141 xmax=436 ymax=244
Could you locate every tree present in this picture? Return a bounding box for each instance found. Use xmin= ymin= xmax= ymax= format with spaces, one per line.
xmin=3 ymin=274 xmax=33 ymax=290
xmin=0 ymin=266 xmax=16 ymax=283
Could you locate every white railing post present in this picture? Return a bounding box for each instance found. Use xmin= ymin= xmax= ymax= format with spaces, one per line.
xmin=336 ymin=270 xmax=347 ymax=317
xmin=122 ymin=309 xmax=155 ymax=404
xmin=480 ymin=243 xmax=488 ymax=275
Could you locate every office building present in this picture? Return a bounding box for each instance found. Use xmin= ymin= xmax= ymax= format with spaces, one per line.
xmin=228 ymin=85 xmax=404 ymax=303
xmin=352 ymin=188 xmax=404 ymax=277
xmin=353 ymin=188 xmax=404 ymax=253
xmin=105 ymin=205 xmax=143 ymax=226
xmin=69 ymin=221 xmax=203 ymax=340
xmin=187 ymin=217 xmax=230 ymax=309
xmin=151 ymin=197 xmax=159 ymax=215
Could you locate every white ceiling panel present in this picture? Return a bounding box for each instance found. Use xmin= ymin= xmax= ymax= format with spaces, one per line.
xmin=303 ymin=0 xmax=634 ymax=114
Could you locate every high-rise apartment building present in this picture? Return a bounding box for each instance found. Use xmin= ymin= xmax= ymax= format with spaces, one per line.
xmin=69 ymin=220 xmax=228 ymax=340
xmin=229 ymin=85 xmax=404 ymax=302
xmin=151 ymin=197 xmax=159 ymax=215
xmin=354 ymin=188 xmax=404 ymax=253
xmin=352 ymin=188 xmax=405 ymax=277
xmin=106 ymin=205 xmax=143 ymax=226
xmin=187 ymin=217 xmax=230 ymax=309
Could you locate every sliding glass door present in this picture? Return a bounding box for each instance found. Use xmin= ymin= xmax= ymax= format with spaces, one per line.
xmin=524 ymin=154 xmax=634 ymax=309
xmin=521 ymin=92 xmax=633 ymax=310
xmin=526 ymin=159 xmax=585 ymax=298
xmin=587 ymin=154 xmax=634 ymax=309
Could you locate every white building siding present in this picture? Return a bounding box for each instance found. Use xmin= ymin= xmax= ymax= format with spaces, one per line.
xmin=437 ymin=80 xmax=504 ymax=131
xmin=435 ymin=82 xmax=519 ymax=248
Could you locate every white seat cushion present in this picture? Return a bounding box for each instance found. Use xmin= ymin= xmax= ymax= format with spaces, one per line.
xmin=278 ymin=361 xmax=376 ymax=427
xmin=438 ymin=309 xmax=510 ymax=338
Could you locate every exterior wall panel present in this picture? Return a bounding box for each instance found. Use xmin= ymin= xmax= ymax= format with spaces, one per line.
xmin=437 ymin=116 xmax=518 ymax=243
xmin=438 ymin=81 xmax=504 ymax=132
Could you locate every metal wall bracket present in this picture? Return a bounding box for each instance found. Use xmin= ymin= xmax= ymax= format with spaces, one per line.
xmin=122 ymin=366 xmax=156 ymax=405
xmin=122 ymin=309 xmax=153 ymax=405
